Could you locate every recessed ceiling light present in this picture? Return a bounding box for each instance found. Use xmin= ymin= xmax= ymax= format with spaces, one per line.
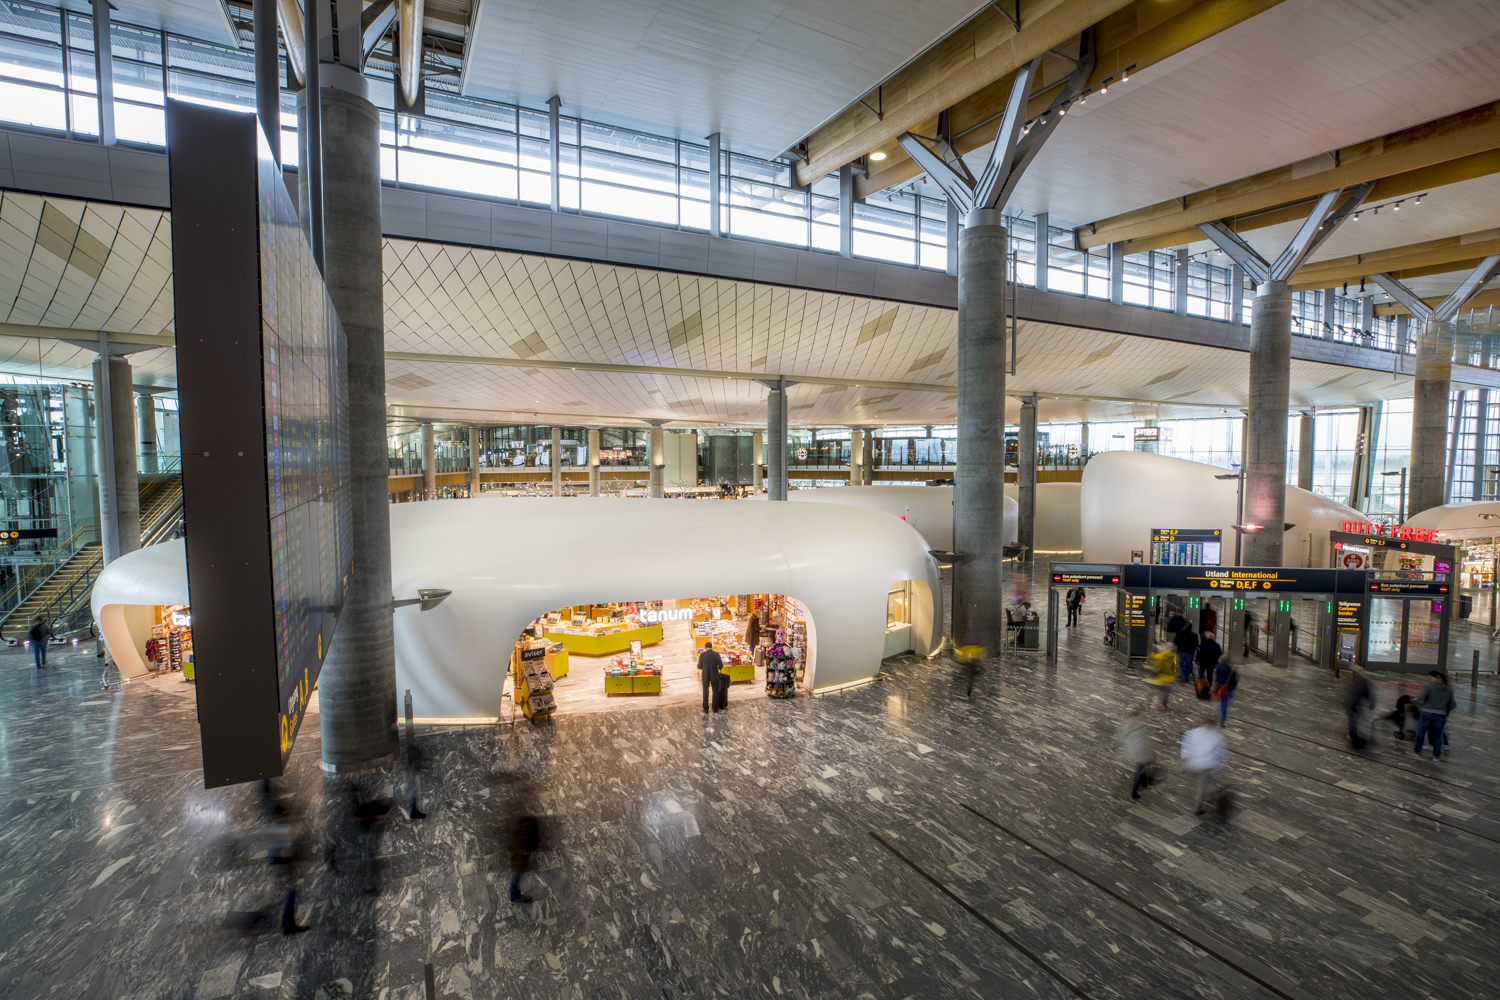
xmin=870 ymin=151 xmax=886 ymax=161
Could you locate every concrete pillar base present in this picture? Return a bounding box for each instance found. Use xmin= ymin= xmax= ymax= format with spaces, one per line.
xmin=319 ymin=749 xmax=399 ymax=773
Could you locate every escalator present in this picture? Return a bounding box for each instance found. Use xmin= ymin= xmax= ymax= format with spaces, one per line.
xmin=0 ymin=471 xmax=183 ymax=641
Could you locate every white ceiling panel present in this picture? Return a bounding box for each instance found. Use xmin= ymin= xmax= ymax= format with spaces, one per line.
xmin=1007 ymin=0 xmax=1500 ymax=229
xmin=110 ymin=0 xmax=240 ymax=46
xmin=460 ymin=0 xmax=987 ymax=156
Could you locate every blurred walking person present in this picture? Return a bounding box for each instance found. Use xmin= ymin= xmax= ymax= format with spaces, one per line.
xmin=1194 ymin=630 xmax=1222 ymax=682
xmin=1147 ymin=645 xmax=1177 ymax=711
xmin=1181 ymin=715 xmax=1229 ymax=816
xmin=1173 ymin=624 xmax=1198 ymax=684
xmin=1211 ymin=657 xmax=1238 ymax=725
xmin=28 ymin=616 xmax=48 ymax=669
xmin=1116 ymin=707 xmax=1154 ymax=800
xmin=1413 ymin=670 xmax=1455 ymax=759
xmin=507 ymin=781 xmax=542 ymax=904
xmin=1343 ymin=666 xmax=1373 ymax=748
xmin=1066 ymin=587 xmax=1084 ymax=628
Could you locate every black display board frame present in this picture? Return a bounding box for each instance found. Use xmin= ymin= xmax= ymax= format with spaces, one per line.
xmin=169 ymin=101 xmax=351 ymax=788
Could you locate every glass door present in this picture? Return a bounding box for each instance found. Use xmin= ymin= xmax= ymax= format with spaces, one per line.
xmin=1366 ymin=597 xmax=1405 ymax=665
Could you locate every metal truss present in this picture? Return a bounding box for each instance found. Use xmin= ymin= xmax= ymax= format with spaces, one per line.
xmin=1195 ymin=181 xmax=1375 ymax=286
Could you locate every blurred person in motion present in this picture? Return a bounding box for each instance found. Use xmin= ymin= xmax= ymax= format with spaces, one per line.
xmin=1116 ymin=707 xmax=1155 ymax=800
xmin=955 ymin=640 xmax=986 ymax=697
xmin=1211 ymin=656 xmax=1238 ymax=725
xmin=28 ymin=616 xmax=48 ymax=669
xmin=1343 ymin=666 xmax=1374 ymax=748
xmin=1386 ymin=693 xmax=1416 ymax=741
xmin=1164 ymin=607 xmax=1188 ymax=638
xmin=233 ymin=780 xmax=310 ymax=934
xmin=1174 ymin=623 xmax=1199 ymax=684
xmin=698 ymin=641 xmax=725 ymax=713
xmin=1194 ymin=630 xmax=1222 ymax=682
xmin=507 ymin=781 xmax=542 ymax=905
xmin=1413 ymin=670 xmax=1455 ymax=759
xmin=1147 ymin=644 xmax=1177 ymax=711
xmin=1181 ymin=714 xmax=1229 ymax=816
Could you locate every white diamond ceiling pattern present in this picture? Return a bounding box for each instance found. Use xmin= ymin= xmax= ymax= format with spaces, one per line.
xmin=0 ymin=192 xmax=1419 ymax=422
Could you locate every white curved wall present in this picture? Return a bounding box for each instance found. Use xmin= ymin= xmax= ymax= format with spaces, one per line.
xmin=781 ymin=485 xmax=1017 ymax=552
xmin=394 ymin=497 xmax=941 ymax=717
xmin=91 ymin=539 xmax=190 ymax=678
xmin=1405 ymin=501 xmax=1500 ymax=541
xmin=1080 ymin=451 xmax=1361 ymax=567
xmin=1004 ymin=482 xmax=1082 ymax=552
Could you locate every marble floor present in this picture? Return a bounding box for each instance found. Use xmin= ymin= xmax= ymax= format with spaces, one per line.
xmin=1 ymin=600 xmax=1498 ymax=1000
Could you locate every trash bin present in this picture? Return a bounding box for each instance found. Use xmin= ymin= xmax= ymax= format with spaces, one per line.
xmin=1019 ymin=617 xmax=1040 ymax=650
xmin=1460 ymin=594 xmax=1473 ymax=619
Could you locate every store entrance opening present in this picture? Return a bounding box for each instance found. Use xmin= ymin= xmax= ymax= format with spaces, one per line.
xmin=506 ymin=594 xmax=813 ymax=721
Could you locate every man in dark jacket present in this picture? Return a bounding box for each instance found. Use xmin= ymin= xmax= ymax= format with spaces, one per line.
xmin=1194 ymin=630 xmax=1222 ymax=681
xmin=1173 ymin=626 xmax=1198 ymax=683
xmin=1413 ymin=670 xmax=1455 ymax=758
xmin=698 ymin=642 xmax=724 ymax=713
xmin=28 ymin=617 xmax=48 ymax=669
xmin=1343 ymin=667 xmax=1373 ymax=748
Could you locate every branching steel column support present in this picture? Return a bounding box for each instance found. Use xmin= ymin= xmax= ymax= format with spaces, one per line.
xmin=648 ymin=422 xmax=665 ymax=498
xmin=299 ymin=0 xmax=324 ymax=271
xmin=1018 ymin=394 xmax=1037 ymax=561
xmin=254 ymin=0 xmax=280 ymax=164
xmin=1197 ymin=182 xmax=1373 ymax=566
xmin=317 ymin=67 xmax=397 ymax=772
xmin=92 ymin=0 xmax=114 ymax=146
xmin=587 ymin=427 xmax=600 ymax=496
xmin=1373 ymin=255 xmax=1500 ymax=516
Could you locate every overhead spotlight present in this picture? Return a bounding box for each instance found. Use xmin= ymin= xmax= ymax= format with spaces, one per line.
xmin=1414 ymin=195 xmax=1422 ymax=204
xmin=1393 ymin=201 xmax=1401 ymax=211
xmin=1122 ymin=67 xmax=1131 ymax=82
xmin=1058 ymin=104 xmax=1068 ymax=116
xmin=870 ymin=150 xmax=887 ymax=161
xmin=1353 ymin=212 xmax=1361 ymax=221
xmin=1078 ymin=93 xmax=1087 ymax=104
xmin=1373 ymin=207 xmax=1379 ymax=215
xmin=1039 ymin=116 xmax=1047 ymax=125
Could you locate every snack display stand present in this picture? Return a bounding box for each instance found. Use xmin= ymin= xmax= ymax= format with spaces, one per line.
xmin=603 ymin=653 xmax=663 ymax=695
xmin=147 ymin=605 xmax=195 ymax=681
xmin=543 ymin=620 xmax=663 ymax=655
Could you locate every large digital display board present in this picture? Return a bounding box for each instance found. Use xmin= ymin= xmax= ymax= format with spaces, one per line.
xmin=169 ymin=100 xmax=351 ymax=788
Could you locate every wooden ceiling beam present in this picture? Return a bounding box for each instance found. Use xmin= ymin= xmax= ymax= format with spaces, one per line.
xmin=854 ymin=0 xmax=1289 ymax=202
xmin=1288 ymin=230 xmax=1500 ymax=291
xmin=1375 ymin=287 xmax=1500 ymax=318
xmin=1081 ymin=102 xmax=1500 ymax=249
xmin=1119 ymin=149 xmax=1500 ymax=254
xmin=794 ymin=0 xmax=1129 ymax=188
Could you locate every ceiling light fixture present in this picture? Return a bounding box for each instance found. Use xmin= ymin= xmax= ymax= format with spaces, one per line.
xmin=1393 ymin=201 xmax=1401 ymax=211
xmin=1414 ymin=195 xmax=1422 ymax=204
xmin=1058 ymin=104 xmax=1067 ymax=116
xmin=1353 ymin=212 xmax=1361 ymax=221
xmin=870 ymin=151 xmax=886 ymax=161
xmin=1121 ymin=66 xmax=1131 ymax=82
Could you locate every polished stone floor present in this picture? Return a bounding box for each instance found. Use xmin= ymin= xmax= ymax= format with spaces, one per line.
xmin=1 ymin=603 xmax=1498 ymax=1000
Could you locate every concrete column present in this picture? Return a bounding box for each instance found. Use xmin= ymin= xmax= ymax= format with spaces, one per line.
xmin=1079 ymin=421 xmax=1090 ymax=461
xmin=1322 ymin=289 xmax=1336 ymax=340
xmin=1360 ymin=296 xmax=1375 ymax=337
xmin=766 ymin=384 xmax=787 ymax=500
xmin=708 ymin=132 xmax=721 ymax=238
xmin=551 ymin=425 xmax=563 ymax=496
xmin=1409 ymin=321 xmax=1452 ymax=516
xmin=253 ymin=0 xmax=280 ymax=165
xmin=1244 ymin=280 xmax=1293 ymax=566
xmin=587 ymin=427 xmax=600 ymax=496
xmin=1108 ymin=243 xmax=1124 ymax=305
xmin=92 ymin=355 xmax=139 ymax=563
xmin=468 ymin=425 xmax=480 ymax=497
xmin=1018 ymin=396 xmax=1036 ymax=561
xmin=649 ymin=422 xmax=665 ymax=498
xmin=953 ymin=209 xmax=1008 ymax=652
xmin=92 ymin=0 xmax=114 ymax=146
xmin=1033 ymin=213 xmax=1048 ymax=293
xmin=421 ymin=421 xmax=435 ymax=498
xmin=1475 ymin=389 xmax=1490 ymax=502
xmin=848 ymin=426 xmax=863 ymax=485
xmin=315 ymin=74 xmax=398 ymax=772
xmin=864 ymin=428 xmax=875 ymax=485
xmin=752 ymin=431 xmax=763 ymax=493
xmin=1297 ymin=411 xmax=1315 ymax=491
xmin=137 ymin=390 xmax=158 ymax=475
